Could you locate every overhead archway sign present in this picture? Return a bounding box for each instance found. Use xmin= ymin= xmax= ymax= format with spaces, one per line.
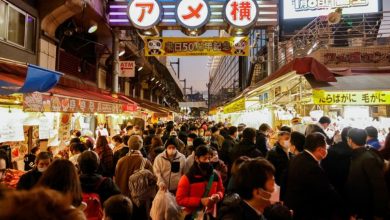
xmin=176 ymin=0 xmax=211 ymax=30
xmin=128 ymin=0 xmax=163 ymax=29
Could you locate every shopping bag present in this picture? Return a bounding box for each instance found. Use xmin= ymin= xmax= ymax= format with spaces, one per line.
xmin=150 ymin=190 xmax=182 ymax=220
xmin=164 ymin=191 xmax=182 ymax=220
xmin=150 ymin=190 xmax=166 ymax=220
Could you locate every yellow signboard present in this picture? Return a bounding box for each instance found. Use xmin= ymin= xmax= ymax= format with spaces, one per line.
xmin=313 ymin=90 xmax=390 ymax=105
xmin=224 ymin=98 xmax=246 ymax=114
xmin=144 ymin=37 xmax=249 ymax=56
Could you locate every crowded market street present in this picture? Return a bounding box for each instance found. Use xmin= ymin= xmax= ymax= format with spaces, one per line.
xmin=0 ymin=0 xmax=390 ymax=219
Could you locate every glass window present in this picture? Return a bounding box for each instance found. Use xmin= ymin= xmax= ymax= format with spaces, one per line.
xmin=0 ymin=1 xmax=6 ymax=39
xmin=7 ymin=6 xmax=25 ymax=46
xmin=26 ymin=15 xmax=35 ymax=51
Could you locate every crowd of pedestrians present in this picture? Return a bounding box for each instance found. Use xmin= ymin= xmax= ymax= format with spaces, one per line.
xmin=0 ymin=116 xmax=390 ymax=220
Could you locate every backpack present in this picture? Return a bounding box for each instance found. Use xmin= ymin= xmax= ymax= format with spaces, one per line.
xmin=128 ymin=158 xmax=157 ymax=207
xmin=82 ymin=177 xmax=106 ymax=220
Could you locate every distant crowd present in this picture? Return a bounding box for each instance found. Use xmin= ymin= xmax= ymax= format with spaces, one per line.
xmin=0 ymin=116 xmax=389 ymax=220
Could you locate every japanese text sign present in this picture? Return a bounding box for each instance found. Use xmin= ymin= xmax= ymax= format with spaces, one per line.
xmin=313 ymin=90 xmax=390 ymax=105
xmin=128 ymin=0 xmax=162 ymax=29
xmin=224 ymin=98 xmax=246 ymax=114
xmin=118 ymin=61 xmax=135 ymax=77
xmin=23 ymin=93 xmax=123 ymax=114
xmin=144 ymin=37 xmax=249 ymax=56
xmin=176 ymin=0 xmax=210 ymax=29
xmin=224 ymin=0 xmax=259 ymax=28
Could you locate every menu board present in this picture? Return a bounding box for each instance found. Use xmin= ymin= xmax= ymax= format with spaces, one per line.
xmin=0 ymin=108 xmax=25 ymax=143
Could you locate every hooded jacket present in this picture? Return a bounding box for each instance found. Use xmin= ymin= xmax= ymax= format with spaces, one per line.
xmin=153 ymin=150 xmax=187 ymax=191
xmin=79 ymin=173 xmax=121 ymax=205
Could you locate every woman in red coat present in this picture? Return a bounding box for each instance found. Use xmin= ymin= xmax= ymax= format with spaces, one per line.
xmin=176 ymin=145 xmax=225 ymax=220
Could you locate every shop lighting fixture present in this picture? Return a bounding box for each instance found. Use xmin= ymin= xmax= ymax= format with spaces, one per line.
xmin=118 ymin=49 xmax=125 ymax=56
xmin=137 ymin=66 xmax=144 ymax=71
xmin=88 ymin=23 xmax=98 ymax=33
xmin=151 ymin=77 xmax=155 ymax=81
xmin=155 ymin=80 xmax=160 ymax=84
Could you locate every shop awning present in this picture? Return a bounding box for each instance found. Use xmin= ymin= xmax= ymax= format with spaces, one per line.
xmin=0 ymin=58 xmax=62 ymax=95
xmin=310 ymin=67 xmax=390 ymax=91
xmin=252 ymin=57 xmax=337 ymax=89
xmin=131 ymin=97 xmax=171 ymax=114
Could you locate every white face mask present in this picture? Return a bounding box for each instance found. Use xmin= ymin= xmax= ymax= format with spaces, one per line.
xmin=258 ymin=188 xmax=273 ymax=201
xmin=167 ymin=149 xmax=177 ymax=156
xmin=187 ymin=141 xmax=193 ymax=146
xmin=282 ymin=140 xmax=291 ymax=149
xmin=37 ymin=167 xmax=47 ymax=173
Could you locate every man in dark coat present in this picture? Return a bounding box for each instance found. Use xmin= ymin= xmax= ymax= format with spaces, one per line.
xmin=267 ymin=131 xmax=293 ymax=202
xmin=318 ymin=116 xmax=333 ymax=145
xmin=219 ymin=159 xmax=277 ymax=220
xmin=256 ymin=123 xmax=272 ymax=156
xmin=285 ymin=132 xmax=342 ymax=220
xmin=17 ymin=152 xmax=52 ymax=190
xmin=220 ymin=126 xmax=238 ymax=166
xmin=321 ymin=126 xmax=353 ymax=197
xmin=230 ymin=128 xmax=263 ymax=163
xmin=345 ymin=128 xmax=388 ymax=219
xmin=266 ymin=131 xmax=293 ymax=186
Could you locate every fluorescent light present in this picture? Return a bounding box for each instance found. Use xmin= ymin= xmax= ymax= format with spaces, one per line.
xmin=88 ymin=24 xmax=98 ymax=33
xmin=138 ymin=66 xmax=143 ymax=71
xmin=118 ymin=49 xmax=125 ymax=56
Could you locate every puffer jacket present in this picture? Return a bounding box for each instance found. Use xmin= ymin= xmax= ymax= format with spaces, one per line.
xmin=153 ymin=150 xmax=187 ymax=191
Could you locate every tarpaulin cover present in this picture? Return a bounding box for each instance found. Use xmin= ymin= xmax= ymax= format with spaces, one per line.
xmin=0 ymin=64 xmax=62 ymax=95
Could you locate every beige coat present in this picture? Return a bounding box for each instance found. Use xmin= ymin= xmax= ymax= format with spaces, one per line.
xmin=114 ymin=151 xmax=153 ymax=197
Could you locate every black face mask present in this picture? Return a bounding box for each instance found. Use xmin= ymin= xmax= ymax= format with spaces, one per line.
xmin=198 ymin=162 xmax=213 ymax=176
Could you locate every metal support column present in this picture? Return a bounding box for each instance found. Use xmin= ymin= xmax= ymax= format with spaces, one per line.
xmin=267 ymin=27 xmax=275 ymax=76
xmin=112 ymin=28 xmax=120 ymax=94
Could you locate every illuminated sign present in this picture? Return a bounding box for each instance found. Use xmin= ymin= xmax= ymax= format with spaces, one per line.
xmin=312 ymin=90 xmax=390 ymax=105
xmin=144 ymin=37 xmax=249 ymax=56
xmin=224 ymin=98 xmax=246 ymax=114
xmin=224 ymin=0 xmax=259 ymax=28
xmin=283 ymin=0 xmax=379 ymax=20
xmin=176 ymin=0 xmax=210 ymax=29
xmin=128 ymin=0 xmax=162 ymax=29
xmin=109 ymin=1 xmax=278 ymax=30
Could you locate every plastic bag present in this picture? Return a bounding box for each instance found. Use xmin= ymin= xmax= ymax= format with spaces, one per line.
xmin=150 ymin=190 xmax=181 ymax=220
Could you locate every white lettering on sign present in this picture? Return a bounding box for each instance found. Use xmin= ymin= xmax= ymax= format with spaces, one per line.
xmin=224 ymin=0 xmax=259 ymax=28
xmin=119 ymin=61 xmax=135 ymax=77
xmin=176 ymin=0 xmax=210 ymax=29
xmin=128 ymin=0 xmax=162 ymax=29
xmin=283 ymin=0 xmax=378 ymax=20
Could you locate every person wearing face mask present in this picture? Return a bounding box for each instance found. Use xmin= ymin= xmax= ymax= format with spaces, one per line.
xmin=17 ymin=152 xmax=52 ymax=190
xmin=266 ymin=131 xmax=293 ymax=189
xmin=210 ymin=146 xmax=228 ymax=185
xmin=153 ymin=136 xmax=186 ymax=195
xmin=219 ymin=158 xmax=278 ymax=220
xmin=285 ymin=132 xmax=343 ymax=220
xmin=256 ymin=124 xmax=272 ymax=156
xmin=345 ymin=128 xmax=388 ymax=220
xmin=176 ymin=145 xmax=225 ymax=220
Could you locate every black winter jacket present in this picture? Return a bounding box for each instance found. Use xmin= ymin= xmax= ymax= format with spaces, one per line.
xmin=17 ymin=168 xmax=42 ymax=190
xmin=79 ymin=173 xmax=121 ymax=205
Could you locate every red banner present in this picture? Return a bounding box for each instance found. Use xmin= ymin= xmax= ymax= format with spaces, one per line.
xmin=23 ymin=93 xmax=123 ymax=114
